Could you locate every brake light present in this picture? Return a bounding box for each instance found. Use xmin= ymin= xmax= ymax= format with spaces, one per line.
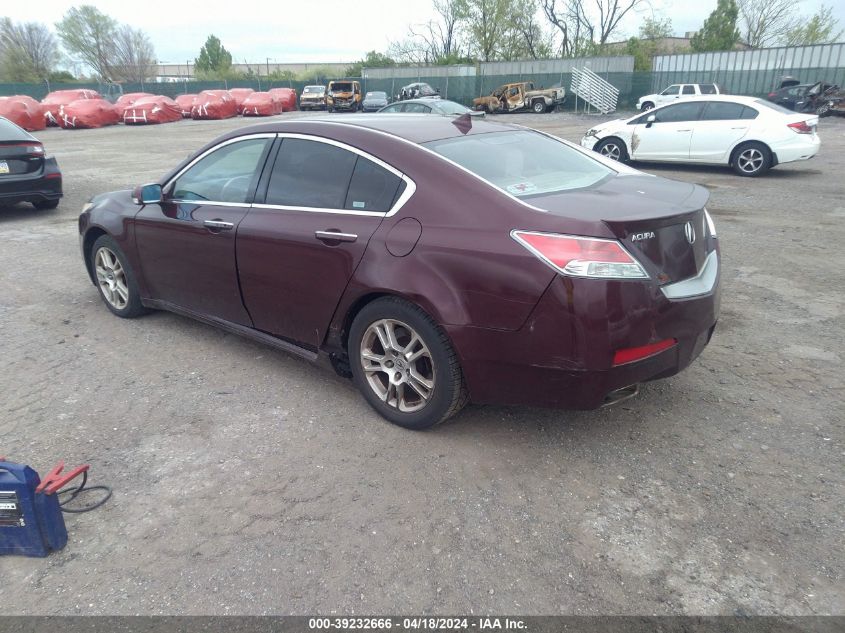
xmin=7 ymin=142 xmax=44 ymax=154
xmin=613 ymin=338 xmax=677 ymax=366
xmin=767 ymin=92 xmax=776 ymax=98
xmin=512 ymin=231 xmax=648 ymax=279
xmin=787 ymin=121 xmax=813 ymax=134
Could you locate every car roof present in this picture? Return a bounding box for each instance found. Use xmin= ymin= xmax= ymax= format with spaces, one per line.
xmin=239 ymin=114 xmax=519 ymax=144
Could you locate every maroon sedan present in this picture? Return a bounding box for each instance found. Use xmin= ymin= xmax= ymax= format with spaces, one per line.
xmin=78 ymin=115 xmax=720 ymax=429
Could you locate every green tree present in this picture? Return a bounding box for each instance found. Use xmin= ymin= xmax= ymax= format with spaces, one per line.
xmin=55 ymin=6 xmax=118 ymax=80
xmin=345 ymin=50 xmax=395 ymax=77
xmin=624 ymin=17 xmax=674 ymax=71
xmin=194 ymin=34 xmax=232 ymax=78
xmin=691 ymin=0 xmax=741 ymax=52
xmin=48 ymin=70 xmax=77 ymax=82
xmin=466 ymin=0 xmax=511 ymax=61
xmin=785 ymin=5 xmax=843 ymax=45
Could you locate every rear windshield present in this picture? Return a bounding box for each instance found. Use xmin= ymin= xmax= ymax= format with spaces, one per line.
xmin=303 ymin=86 xmax=324 ymax=93
xmin=755 ymin=99 xmax=794 ymax=115
xmin=424 ymin=130 xmax=613 ymax=197
xmin=437 ymin=100 xmax=468 ymax=115
xmin=0 ymin=116 xmax=32 ymax=141
xmin=366 ymin=92 xmax=387 ymax=99
xmin=331 ymin=83 xmax=352 ymax=92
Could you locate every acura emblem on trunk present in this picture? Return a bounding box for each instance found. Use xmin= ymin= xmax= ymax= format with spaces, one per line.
xmin=684 ymin=221 xmax=696 ymax=245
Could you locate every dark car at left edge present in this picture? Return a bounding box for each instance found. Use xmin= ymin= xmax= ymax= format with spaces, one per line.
xmin=0 ymin=116 xmax=62 ymax=210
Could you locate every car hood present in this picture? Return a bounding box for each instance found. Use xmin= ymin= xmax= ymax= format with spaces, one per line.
xmin=637 ymin=94 xmax=657 ymax=102
xmin=589 ymin=118 xmax=629 ymax=134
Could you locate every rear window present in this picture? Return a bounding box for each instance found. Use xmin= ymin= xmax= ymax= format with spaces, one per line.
xmin=0 ymin=116 xmax=32 ymax=141
xmin=699 ymin=84 xmax=718 ymax=94
xmin=701 ymin=101 xmax=758 ymax=120
xmin=755 ymin=99 xmax=794 ymax=115
xmin=303 ymin=86 xmax=324 ymax=94
xmin=424 ymin=130 xmax=613 ymax=197
xmin=436 ymin=101 xmax=468 ymax=115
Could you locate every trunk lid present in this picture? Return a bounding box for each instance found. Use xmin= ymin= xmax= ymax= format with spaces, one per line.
xmin=526 ymin=174 xmax=712 ymax=283
xmin=0 ymin=141 xmax=45 ymax=177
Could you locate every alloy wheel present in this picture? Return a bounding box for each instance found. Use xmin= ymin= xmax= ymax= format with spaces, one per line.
xmin=360 ymin=318 xmax=435 ymax=413
xmin=600 ymin=142 xmax=622 ymax=161
xmin=737 ymin=148 xmax=764 ymax=174
xmin=94 ymin=247 xmax=129 ymax=310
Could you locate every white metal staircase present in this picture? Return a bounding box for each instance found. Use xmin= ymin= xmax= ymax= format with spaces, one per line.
xmin=570 ymin=67 xmax=619 ymax=114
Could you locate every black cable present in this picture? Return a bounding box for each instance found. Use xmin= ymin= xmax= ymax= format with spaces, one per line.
xmin=57 ymin=471 xmax=112 ymax=513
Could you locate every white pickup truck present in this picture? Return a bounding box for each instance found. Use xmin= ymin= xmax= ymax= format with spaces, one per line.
xmin=636 ymin=83 xmax=724 ymax=111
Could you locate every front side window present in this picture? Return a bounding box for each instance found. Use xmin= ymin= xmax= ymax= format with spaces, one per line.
xmin=425 ymin=131 xmax=613 ymax=197
xmin=661 ymin=85 xmax=680 ymax=96
xmin=653 ymin=102 xmax=705 ymax=122
xmin=172 ymin=138 xmax=270 ymax=203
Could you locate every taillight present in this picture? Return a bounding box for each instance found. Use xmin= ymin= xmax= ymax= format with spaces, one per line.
xmin=613 ymin=338 xmax=677 ymax=366
xmin=512 ymin=230 xmax=648 ymax=279
xmin=7 ymin=142 xmax=44 ymax=154
xmin=767 ymin=92 xmax=776 ymax=98
xmin=787 ymin=121 xmax=813 ymax=134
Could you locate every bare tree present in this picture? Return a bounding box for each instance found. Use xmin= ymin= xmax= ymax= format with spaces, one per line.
xmin=55 ymin=5 xmax=118 ymax=80
xmin=593 ymin=0 xmax=650 ymax=46
xmin=541 ymin=0 xmax=591 ymax=57
xmin=0 ymin=18 xmax=58 ymax=80
xmin=388 ymin=0 xmax=469 ymax=64
xmin=112 ymin=25 xmax=156 ymax=82
xmin=738 ymin=0 xmax=801 ymax=47
xmin=507 ymin=0 xmax=554 ymax=60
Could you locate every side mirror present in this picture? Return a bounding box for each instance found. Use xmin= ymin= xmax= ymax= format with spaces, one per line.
xmin=645 ymin=114 xmax=656 ymax=128
xmin=132 ymin=183 xmax=163 ymax=205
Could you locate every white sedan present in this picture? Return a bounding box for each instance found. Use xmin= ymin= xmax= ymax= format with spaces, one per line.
xmin=581 ymin=95 xmax=821 ymax=177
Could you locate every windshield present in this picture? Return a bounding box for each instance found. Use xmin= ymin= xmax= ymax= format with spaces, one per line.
xmin=366 ymin=92 xmax=386 ymax=99
xmin=424 ymin=131 xmax=614 ymax=197
xmin=303 ymin=86 xmax=324 ymax=94
xmin=330 ymin=83 xmax=352 ymax=92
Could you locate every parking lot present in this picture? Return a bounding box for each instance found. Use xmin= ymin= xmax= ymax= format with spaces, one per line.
xmin=1 ymin=110 xmax=843 ymax=615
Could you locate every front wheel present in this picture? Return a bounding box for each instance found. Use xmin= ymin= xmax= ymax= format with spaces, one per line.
xmin=90 ymin=234 xmax=147 ymax=318
xmin=532 ymin=99 xmax=545 ymax=114
xmin=641 ymin=102 xmax=654 ymax=111
xmin=349 ymin=297 xmax=467 ymax=430
xmin=732 ymin=142 xmax=772 ymax=177
xmin=594 ymin=137 xmax=629 ymax=163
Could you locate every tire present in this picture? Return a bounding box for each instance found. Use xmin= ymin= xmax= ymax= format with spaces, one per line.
xmin=328 ymin=106 xmax=334 ymax=113
xmin=816 ymin=102 xmax=831 ymax=117
xmin=641 ymin=102 xmax=655 ymax=111
xmin=349 ymin=297 xmax=468 ymax=430
xmin=732 ymin=141 xmax=772 ymax=177
xmin=532 ymin=99 xmax=545 ymax=114
xmin=33 ymin=199 xmax=59 ymax=210
xmin=89 ymin=234 xmax=147 ymax=318
xmin=594 ymin=137 xmax=629 ymax=163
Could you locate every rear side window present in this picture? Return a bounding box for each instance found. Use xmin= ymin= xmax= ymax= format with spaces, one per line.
xmin=740 ymin=106 xmax=759 ymax=119
xmin=682 ymin=85 xmax=696 ymax=95
xmin=345 ymin=157 xmax=403 ymax=212
xmin=701 ymin=101 xmax=746 ymax=120
xmin=266 ymin=138 xmax=356 ymax=209
xmin=755 ymin=99 xmax=794 ymax=115
xmin=699 ymin=84 xmax=717 ymax=94
xmin=655 ymin=102 xmax=705 ymax=122
xmin=404 ymin=103 xmax=431 ymax=113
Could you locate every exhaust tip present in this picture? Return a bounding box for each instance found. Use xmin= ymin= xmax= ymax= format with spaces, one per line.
xmin=602 ymin=384 xmax=640 ymax=407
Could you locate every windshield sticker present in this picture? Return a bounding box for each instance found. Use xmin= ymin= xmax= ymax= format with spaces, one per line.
xmin=352 ymin=201 xmax=366 ymax=209
xmin=506 ymin=182 xmax=537 ymax=195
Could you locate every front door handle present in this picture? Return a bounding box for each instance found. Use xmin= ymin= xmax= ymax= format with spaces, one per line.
xmin=677 ymin=129 xmax=691 ymax=132
xmin=315 ymin=230 xmax=357 ymax=243
xmin=204 ymin=219 xmax=234 ymax=231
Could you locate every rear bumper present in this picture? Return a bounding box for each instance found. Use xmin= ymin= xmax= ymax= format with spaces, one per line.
xmin=0 ymin=158 xmax=62 ymax=205
xmin=771 ymin=134 xmax=820 ymax=165
xmin=447 ymin=258 xmax=721 ymax=409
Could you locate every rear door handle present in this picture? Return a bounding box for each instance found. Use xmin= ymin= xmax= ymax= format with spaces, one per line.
xmin=204 ymin=219 xmax=234 ymax=231
xmin=315 ymin=230 xmax=357 ymax=243
xmin=677 ymin=129 xmax=691 ymax=132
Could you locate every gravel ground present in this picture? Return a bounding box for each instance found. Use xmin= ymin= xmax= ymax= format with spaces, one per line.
xmin=0 ymin=109 xmax=842 ymax=616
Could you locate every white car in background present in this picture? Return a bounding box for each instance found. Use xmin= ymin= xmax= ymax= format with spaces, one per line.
xmin=581 ymin=95 xmax=821 ymax=177
xmin=636 ymin=83 xmax=724 ymax=111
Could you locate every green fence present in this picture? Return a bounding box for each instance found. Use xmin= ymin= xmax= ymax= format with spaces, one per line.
xmin=4 ymin=67 xmax=842 ymax=112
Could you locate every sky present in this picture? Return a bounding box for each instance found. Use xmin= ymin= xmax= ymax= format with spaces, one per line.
xmin=4 ymin=0 xmax=844 ymax=67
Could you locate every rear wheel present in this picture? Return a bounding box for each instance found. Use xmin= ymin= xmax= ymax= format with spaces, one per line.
xmin=532 ymin=99 xmax=545 ymax=114
xmin=594 ymin=137 xmax=629 ymax=163
xmin=90 ymin=235 xmax=147 ymax=318
xmin=349 ymin=297 xmax=467 ymax=430
xmin=732 ymin=142 xmax=772 ymax=177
